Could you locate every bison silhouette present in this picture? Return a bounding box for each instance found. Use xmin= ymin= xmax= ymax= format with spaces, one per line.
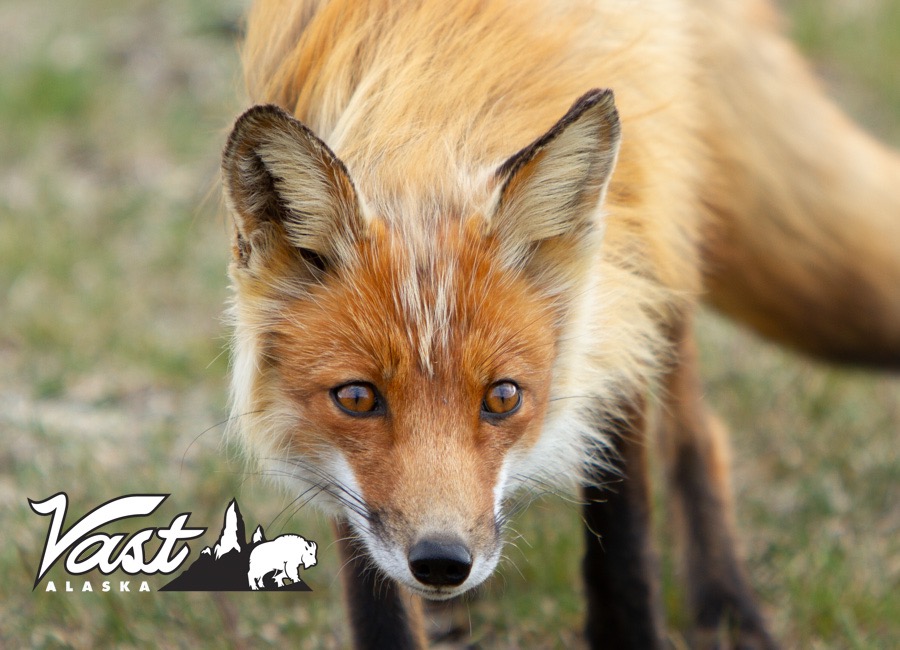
xmin=247 ymin=534 xmax=317 ymax=590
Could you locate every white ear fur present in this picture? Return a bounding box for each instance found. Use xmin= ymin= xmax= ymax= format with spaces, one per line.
xmin=221 ymin=104 xmax=363 ymax=272
xmin=491 ymin=89 xmax=621 ymax=287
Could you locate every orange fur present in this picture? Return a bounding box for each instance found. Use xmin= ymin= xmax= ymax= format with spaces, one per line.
xmin=267 ymin=221 xmax=557 ymax=548
xmin=693 ymin=0 xmax=900 ymax=365
xmin=221 ymin=0 xmax=900 ymax=645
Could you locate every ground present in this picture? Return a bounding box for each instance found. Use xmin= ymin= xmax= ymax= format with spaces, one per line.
xmin=1 ymin=1 xmax=897 ymax=647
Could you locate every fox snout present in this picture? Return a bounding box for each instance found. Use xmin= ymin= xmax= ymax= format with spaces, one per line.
xmin=342 ymin=446 xmax=506 ymax=599
xmin=361 ymin=516 xmax=500 ymax=599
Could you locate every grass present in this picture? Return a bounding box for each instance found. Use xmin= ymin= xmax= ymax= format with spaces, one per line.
xmin=1 ymin=0 xmax=897 ymax=648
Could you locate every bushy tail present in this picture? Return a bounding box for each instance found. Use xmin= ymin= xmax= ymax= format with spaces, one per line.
xmin=695 ymin=0 xmax=900 ymax=368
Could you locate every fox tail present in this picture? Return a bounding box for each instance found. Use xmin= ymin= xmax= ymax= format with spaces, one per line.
xmin=697 ymin=0 xmax=900 ymax=369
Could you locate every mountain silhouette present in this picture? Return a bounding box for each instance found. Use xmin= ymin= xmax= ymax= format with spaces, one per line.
xmin=214 ymin=500 xmax=245 ymax=559
xmin=252 ymin=524 xmax=265 ymax=544
xmin=160 ymin=499 xmax=311 ymax=592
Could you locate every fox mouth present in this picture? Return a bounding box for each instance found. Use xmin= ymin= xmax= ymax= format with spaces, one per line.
xmin=403 ymin=581 xmax=466 ymax=601
xmin=357 ymin=525 xmax=502 ymax=601
xmin=393 ymin=556 xmax=496 ymax=601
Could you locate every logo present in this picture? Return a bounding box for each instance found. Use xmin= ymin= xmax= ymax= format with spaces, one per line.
xmin=161 ymin=499 xmax=316 ymax=592
xmin=29 ymin=493 xmax=318 ymax=593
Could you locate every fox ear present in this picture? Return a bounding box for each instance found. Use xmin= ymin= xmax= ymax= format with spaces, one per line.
xmin=491 ymin=89 xmax=620 ymax=289
xmin=222 ymin=104 xmax=363 ymax=275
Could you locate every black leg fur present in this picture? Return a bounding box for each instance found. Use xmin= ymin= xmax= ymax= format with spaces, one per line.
xmin=582 ymin=404 xmax=667 ymax=650
xmin=334 ymin=520 xmax=425 ymax=650
xmin=671 ymin=441 xmax=776 ymax=650
xmin=661 ymin=332 xmax=778 ymax=650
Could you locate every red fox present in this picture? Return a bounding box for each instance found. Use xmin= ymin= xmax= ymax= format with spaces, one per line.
xmin=221 ymin=0 xmax=900 ymax=647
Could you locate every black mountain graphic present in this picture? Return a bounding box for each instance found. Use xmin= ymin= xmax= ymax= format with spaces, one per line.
xmin=160 ymin=499 xmax=312 ymax=591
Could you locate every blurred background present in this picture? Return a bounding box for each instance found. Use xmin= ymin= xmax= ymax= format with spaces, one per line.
xmin=0 ymin=0 xmax=897 ymax=647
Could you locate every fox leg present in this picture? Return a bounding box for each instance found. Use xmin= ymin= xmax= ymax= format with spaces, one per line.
xmin=334 ymin=520 xmax=427 ymax=650
xmin=660 ymin=325 xmax=777 ymax=649
xmin=582 ymin=400 xmax=667 ymax=649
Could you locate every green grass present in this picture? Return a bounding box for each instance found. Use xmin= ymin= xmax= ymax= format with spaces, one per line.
xmin=1 ymin=0 xmax=898 ymax=648
xmin=787 ymin=0 xmax=900 ymax=142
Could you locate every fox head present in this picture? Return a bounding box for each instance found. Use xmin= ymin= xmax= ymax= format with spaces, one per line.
xmin=222 ymin=90 xmax=621 ymax=599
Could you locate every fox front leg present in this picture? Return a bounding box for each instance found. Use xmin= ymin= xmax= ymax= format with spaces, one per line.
xmin=581 ymin=399 xmax=667 ymax=649
xmin=334 ymin=520 xmax=427 ymax=650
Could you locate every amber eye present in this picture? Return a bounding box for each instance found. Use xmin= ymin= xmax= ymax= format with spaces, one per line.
xmin=482 ymin=381 xmax=521 ymax=417
xmin=332 ymin=382 xmax=382 ymax=416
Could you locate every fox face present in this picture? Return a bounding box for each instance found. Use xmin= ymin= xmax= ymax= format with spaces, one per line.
xmin=222 ymin=91 xmax=621 ymax=598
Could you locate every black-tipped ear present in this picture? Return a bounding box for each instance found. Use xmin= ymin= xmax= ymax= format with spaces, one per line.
xmin=222 ymin=104 xmax=363 ymax=274
xmin=491 ymin=89 xmax=621 ymax=286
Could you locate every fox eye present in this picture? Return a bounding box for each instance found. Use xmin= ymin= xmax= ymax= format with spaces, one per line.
xmin=482 ymin=381 xmax=521 ymax=417
xmin=332 ymin=382 xmax=382 ymax=416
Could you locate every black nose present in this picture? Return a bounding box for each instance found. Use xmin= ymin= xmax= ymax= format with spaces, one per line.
xmin=408 ymin=538 xmax=472 ymax=587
